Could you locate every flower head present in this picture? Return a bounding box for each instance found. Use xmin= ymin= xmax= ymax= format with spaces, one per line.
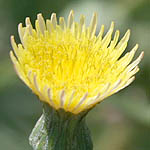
xmin=10 ymin=10 xmax=144 ymax=114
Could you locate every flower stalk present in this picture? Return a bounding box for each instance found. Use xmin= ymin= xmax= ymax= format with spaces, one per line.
xmin=29 ymin=103 xmax=93 ymax=150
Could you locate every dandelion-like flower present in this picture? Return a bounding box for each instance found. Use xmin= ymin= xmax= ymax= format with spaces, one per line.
xmin=10 ymin=10 xmax=143 ymax=114
xmin=10 ymin=10 xmax=144 ymax=150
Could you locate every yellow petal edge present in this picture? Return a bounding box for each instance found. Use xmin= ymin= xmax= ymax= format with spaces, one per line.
xmin=10 ymin=10 xmax=144 ymax=114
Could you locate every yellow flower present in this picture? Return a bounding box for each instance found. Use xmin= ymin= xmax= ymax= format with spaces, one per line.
xmin=10 ymin=10 xmax=144 ymax=114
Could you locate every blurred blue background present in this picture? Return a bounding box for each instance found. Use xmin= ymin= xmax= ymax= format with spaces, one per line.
xmin=0 ymin=0 xmax=150 ymax=150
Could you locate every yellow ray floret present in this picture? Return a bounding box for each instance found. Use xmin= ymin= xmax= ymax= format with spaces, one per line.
xmin=10 ymin=10 xmax=144 ymax=114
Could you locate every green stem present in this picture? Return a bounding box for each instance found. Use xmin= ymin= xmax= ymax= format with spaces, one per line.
xmin=29 ymin=103 xmax=93 ymax=150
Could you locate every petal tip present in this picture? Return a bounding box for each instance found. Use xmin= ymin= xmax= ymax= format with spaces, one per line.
xmin=141 ymin=51 xmax=144 ymax=59
xmin=70 ymin=10 xmax=74 ymax=15
xmin=37 ymin=13 xmax=43 ymax=18
xmin=10 ymin=35 xmax=14 ymax=43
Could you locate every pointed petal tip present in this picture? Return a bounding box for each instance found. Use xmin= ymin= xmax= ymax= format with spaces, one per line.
xmin=9 ymin=51 xmax=17 ymax=64
xmin=127 ymin=29 xmax=130 ymax=33
xmin=116 ymin=30 xmax=120 ymax=33
xmin=141 ymin=51 xmax=144 ymax=59
xmin=135 ymin=43 xmax=139 ymax=48
xmin=124 ymin=29 xmax=131 ymax=39
xmin=137 ymin=51 xmax=144 ymax=64
xmin=10 ymin=35 xmax=14 ymax=42
xmin=51 ymin=13 xmax=56 ymax=18
xmin=131 ymin=44 xmax=139 ymax=54
xmin=25 ymin=17 xmax=30 ymax=20
xmin=25 ymin=17 xmax=31 ymax=23
xmin=108 ymin=21 xmax=115 ymax=31
xmin=132 ymin=76 xmax=135 ymax=80
xmin=137 ymin=51 xmax=144 ymax=62
xmin=93 ymin=12 xmax=98 ymax=19
xmin=10 ymin=36 xmax=18 ymax=50
xmin=51 ymin=13 xmax=57 ymax=22
xmin=111 ymin=21 xmax=115 ymax=26
xmin=128 ymin=76 xmax=136 ymax=85
xmin=94 ymin=12 xmax=98 ymax=15
xmin=70 ymin=10 xmax=74 ymax=15
xmin=37 ymin=13 xmax=45 ymax=21
xmin=9 ymin=50 xmax=13 ymax=57
xmin=37 ymin=13 xmax=43 ymax=18
xmin=18 ymin=23 xmax=23 ymax=28
xmin=133 ymin=44 xmax=139 ymax=52
xmin=68 ymin=10 xmax=74 ymax=28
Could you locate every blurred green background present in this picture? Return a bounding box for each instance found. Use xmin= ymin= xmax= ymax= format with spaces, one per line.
xmin=0 ymin=0 xmax=150 ymax=150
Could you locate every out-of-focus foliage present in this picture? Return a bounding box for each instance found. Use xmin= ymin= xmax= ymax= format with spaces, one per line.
xmin=129 ymin=0 xmax=150 ymax=23
xmin=0 ymin=0 xmax=149 ymax=150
